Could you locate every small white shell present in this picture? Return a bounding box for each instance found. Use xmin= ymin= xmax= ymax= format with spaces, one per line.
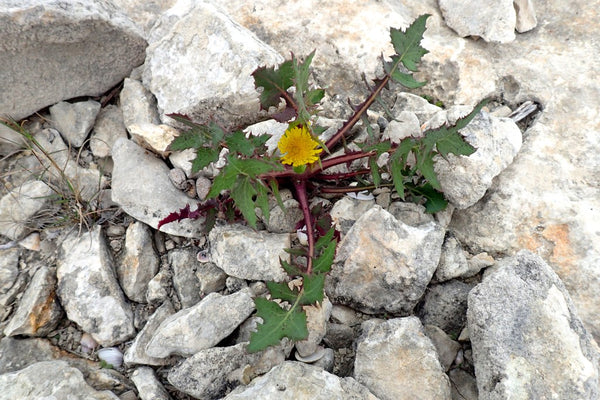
xmin=80 ymin=333 xmax=98 ymax=354
xmin=197 ymin=250 xmax=210 ymax=262
xmin=347 ymin=190 xmax=374 ymax=201
xmin=296 ymin=226 xmax=308 ymax=246
xmin=294 ymin=346 xmax=326 ymax=363
xmin=97 ymin=347 xmax=123 ymax=368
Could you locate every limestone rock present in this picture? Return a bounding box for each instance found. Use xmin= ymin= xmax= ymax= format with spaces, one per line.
xmin=49 ymin=100 xmax=101 ymax=148
xmin=329 ymin=196 xmax=376 ymax=237
xmin=438 ymin=0 xmax=516 ymax=43
xmin=111 ymin=138 xmax=204 ymax=238
xmin=514 ymin=0 xmax=537 ymax=33
xmin=117 ymin=221 xmax=159 ymax=303
xmin=143 ymin=1 xmax=283 ymax=129
xmin=90 ymin=104 xmax=128 ymax=158
xmin=433 ymin=109 xmax=522 ymax=210
xmin=417 ymin=279 xmax=473 ymax=336
xmin=124 ymin=300 xmax=174 ymax=366
xmin=33 ymin=128 xmax=107 ymax=201
xmin=0 ymin=360 xmax=119 ymax=400
xmin=145 ymin=290 xmax=255 ymax=358
xmin=0 ymin=0 xmax=146 ymax=120
xmin=209 ymin=224 xmax=289 ymax=282
xmin=128 ymin=123 xmax=180 ymax=156
xmin=296 ymin=298 xmax=333 ymax=358
xmin=168 ymin=342 xmax=289 ymax=399
xmin=168 ymin=248 xmax=202 ymax=308
xmin=223 ymin=361 xmax=378 ymax=400
xmin=0 ymin=180 xmax=54 ymax=240
xmin=354 ymin=317 xmax=451 ymax=400
xmin=57 ymin=226 xmax=135 ymax=346
xmin=0 ymin=248 xmax=19 ymax=294
xmin=119 ymin=78 xmax=161 ymax=129
xmin=131 ymin=367 xmax=172 ymax=400
xmin=3 ymin=266 xmax=62 ymax=337
xmin=326 ymin=206 xmax=445 ymax=314
xmin=468 ymin=250 xmax=600 ymax=399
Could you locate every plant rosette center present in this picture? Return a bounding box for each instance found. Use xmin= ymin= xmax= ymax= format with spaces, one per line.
xmin=277 ymin=125 xmax=321 ymax=169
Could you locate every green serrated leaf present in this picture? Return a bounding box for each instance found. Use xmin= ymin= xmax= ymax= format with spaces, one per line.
xmin=231 ymin=176 xmax=258 ymax=228
xmin=453 ymin=98 xmax=489 ymax=131
xmin=267 ymin=281 xmax=300 ymax=303
xmin=191 ymin=147 xmax=219 ymax=173
xmin=313 ymin=239 xmax=336 ymax=274
xmin=226 ymin=131 xmax=254 ymax=156
xmin=390 ymin=14 xmax=430 ymax=72
xmin=293 ymin=51 xmax=316 ymax=123
xmin=207 ymin=122 xmax=225 ymax=146
xmin=269 ymin=179 xmax=285 ymax=212
xmin=300 ymin=273 xmax=325 ymax=304
xmin=247 ymin=298 xmax=308 ymax=353
xmin=251 ymin=133 xmax=271 ymax=150
xmin=280 ymin=258 xmax=302 ymax=276
xmin=422 ymin=185 xmax=448 ymax=213
xmin=417 ymin=154 xmax=441 ymax=190
xmin=388 ymin=66 xmax=427 ymax=88
xmin=315 ymin=227 xmax=335 ymax=251
xmin=306 ymin=88 xmax=325 ymax=105
xmin=207 ymin=162 xmax=238 ymax=199
xmin=169 ymin=130 xmax=205 ymax=151
xmin=369 ymin=157 xmax=381 ymax=188
xmin=255 ymin=181 xmax=270 ymax=224
xmin=231 ymin=157 xmax=280 ymax=179
xmin=252 ymin=60 xmax=295 ymax=110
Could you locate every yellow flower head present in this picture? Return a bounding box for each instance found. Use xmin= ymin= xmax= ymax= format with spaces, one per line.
xmin=277 ymin=125 xmax=321 ymax=167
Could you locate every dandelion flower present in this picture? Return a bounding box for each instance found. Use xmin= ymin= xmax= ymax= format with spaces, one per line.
xmin=277 ymin=125 xmax=321 ymax=167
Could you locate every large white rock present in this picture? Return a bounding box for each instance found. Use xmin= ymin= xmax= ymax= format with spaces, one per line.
xmin=354 ymin=317 xmax=451 ymax=400
xmin=0 ymin=0 xmax=146 ymax=120
xmin=468 ymin=251 xmax=599 ymax=399
xmin=438 ymin=0 xmax=516 ymax=43
xmin=0 ymin=360 xmax=119 ymax=400
xmin=0 ymin=180 xmax=54 ymax=240
xmin=143 ymin=0 xmax=283 ymax=129
xmin=223 ymin=361 xmax=378 ymax=400
xmin=326 ymin=206 xmax=445 ymax=314
xmin=111 ymin=138 xmax=205 ymax=238
xmin=57 ymin=226 xmax=135 ymax=346
xmin=145 ymin=290 xmax=255 ymax=358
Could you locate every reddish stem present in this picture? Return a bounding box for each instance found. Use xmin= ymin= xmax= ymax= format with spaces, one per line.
xmin=322 ymin=75 xmax=390 ymax=153
xmin=292 ymin=178 xmax=314 ymax=274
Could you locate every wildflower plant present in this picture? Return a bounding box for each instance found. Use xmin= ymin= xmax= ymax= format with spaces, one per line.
xmin=159 ymin=14 xmax=487 ymax=352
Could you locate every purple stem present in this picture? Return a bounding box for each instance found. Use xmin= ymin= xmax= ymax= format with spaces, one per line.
xmin=292 ymin=178 xmax=314 ymax=274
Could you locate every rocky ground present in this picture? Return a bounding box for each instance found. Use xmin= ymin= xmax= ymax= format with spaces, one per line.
xmin=1 ymin=1 xmax=599 ymax=399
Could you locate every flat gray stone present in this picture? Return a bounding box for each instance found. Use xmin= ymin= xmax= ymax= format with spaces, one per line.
xmin=468 ymin=250 xmax=600 ymax=399
xmin=3 ymin=266 xmax=62 ymax=337
xmin=0 ymin=180 xmax=54 ymax=240
xmin=0 ymin=360 xmax=119 ymax=400
xmin=0 ymin=0 xmax=146 ymax=120
xmin=326 ymin=206 xmax=445 ymax=314
xmin=123 ymin=300 xmax=174 ymax=366
xmin=117 ymin=221 xmax=159 ymax=303
xmin=209 ymin=224 xmax=290 ymax=282
xmin=111 ymin=138 xmax=204 ymax=238
xmin=223 ymin=361 xmax=378 ymax=400
xmin=130 ymin=367 xmax=171 ymax=400
xmin=49 ymin=100 xmax=101 ymax=148
xmin=57 ymin=226 xmax=135 ymax=346
xmin=438 ymin=0 xmax=516 ymax=43
xmin=145 ymin=290 xmax=255 ymax=358
xmin=143 ymin=1 xmax=283 ymax=129
xmin=433 ymin=109 xmax=522 ymax=210
xmin=90 ymin=104 xmax=128 ymax=158
xmin=354 ymin=317 xmax=451 ymax=400
xmin=168 ymin=342 xmax=289 ymax=399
